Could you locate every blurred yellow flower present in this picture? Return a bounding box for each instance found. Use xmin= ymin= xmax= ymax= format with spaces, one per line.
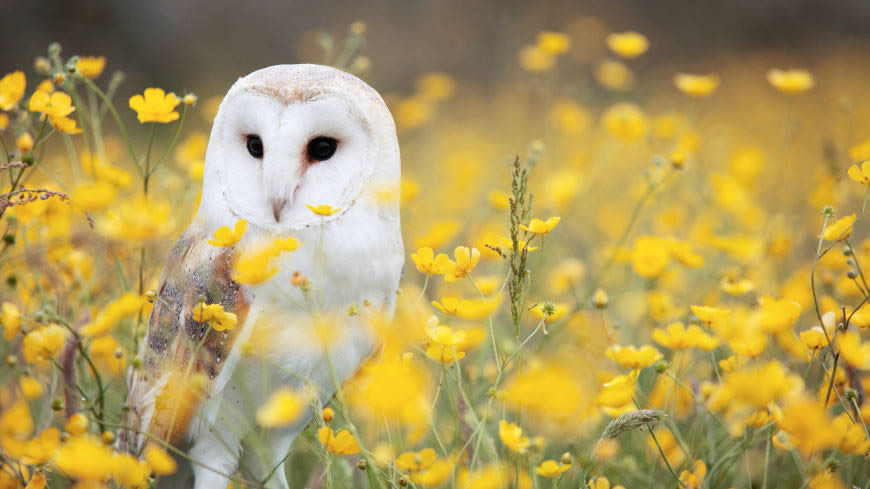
xmin=758 ymin=296 xmax=801 ymax=333
xmin=128 ymin=87 xmax=180 ymax=123
xmin=652 ymin=322 xmax=719 ymax=351
xmin=19 ymin=376 xmax=43 ymax=399
xmin=17 ymin=132 xmax=34 ymax=153
xmin=690 ymin=305 xmax=731 ymax=323
xmin=432 ymin=296 xmax=498 ymax=320
xmin=498 ymin=420 xmax=530 ymax=453
xmin=595 ymin=59 xmax=635 ymax=91
xmin=822 ymin=214 xmax=855 ymax=241
xmin=192 ymin=302 xmax=238 ymax=331
xmin=81 ymin=292 xmax=144 ymax=336
xmin=233 ymin=237 xmax=301 ymax=285
xmin=520 ymin=216 xmax=560 ymax=235
xmin=1 ymin=302 xmax=21 ymax=340
xmin=631 ymin=236 xmax=670 ymax=278
xmin=589 ymin=476 xmax=625 ymax=489
xmin=597 ymin=369 xmax=638 ymax=409
xmin=414 ymin=220 xmax=459 ymax=249
xmin=0 ymin=71 xmax=25 ymax=110
xmin=416 ymin=73 xmax=456 ymax=102
xmin=602 ymin=102 xmax=647 ymax=141
xmin=97 ymin=196 xmax=174 ymax=242
xmin=673 ymin=73 xmax=719 ymax=97
xmin=0 ymin=113 xmax=8 ymax=130
xmin=606 ymin=31 xmax=649 ymax=59
xmin=550 ymin=99 xmax=589 ymax=135
xmin=90 ymin=335 xmax=126 ymax=376
xmin=22 ymin=324 xmax=67 ymax=363
xmin=679 ymin=460 xmax=706 ymax=489
xmin=530 ymin=302 xmax=568 ymax=322
xmin=65 ymin=413 xmax=88 ymax=437
xmin=537 ymin=31 xmax=571 ymax=55
xmin=800 ymin=327 xmax=828 ymax=350
xmin=28 ymin=90 xmax=81 ymax=133
xmin=718 ymin=354 xmax=747 ymax=373
xmin=395 ymin=97 xmax=431 ymax=130
xmin=710 ymin=361 xmax=803 ymax=410
xmin=256 ymin=388 xmax=305 ymax=427
xmin=306 ymin=204 xmax=341 ymax=216
xmin=767 ymin=68 xmax=814 ymax=95
xmin=208 ymin=219 xmax=247 ymax=247
xmin=606 ymin=344 xmax=663 ymax=369
xmin=518 ymin=44 xmax=555 ymax=72
xmin=395 ymin=448 xmax=437 ymax=472
xmin=837 ymin=331 xmax=870 ymax=369
xmin=76 ymin=56 xmax=106 ymax=78
xmin=847 ymin=161 xmax=870 ymax=185
xmin=144 ymin=443 xmax=178 ymax=475
xmin=535 ymin=460 xmax=570 ymax=478
xmin=317 ymin=427 xmax=360 ymax=455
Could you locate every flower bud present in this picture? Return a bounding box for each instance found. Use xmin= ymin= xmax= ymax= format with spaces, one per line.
xmin=183 ymin=93 xmax=198 ymax=106
xmin=34 ymin=57 xmax=51 ymax=74
xmin=356 ymin=460 xmax=367 ymax=471
xmin=102 ymin=431 xmax=115 ymax=445
xmin=132 ymin=356 xmax=143 ymax=369
xmin=398 ymin=477 xmax=409 ymax=487
xmin=350 ymin=21 xmax=367 ymax=36
xmin=51 ymin=397 xmax=65 ymax=411
xmin=560 ymin=452 xmax=572 ymax=465
xmin=593 ymin=288 xmax=609 ymax=309
xmin=114 ymin=347 xmax=124 ymax=359
xmin=322 ymin=407 xmax=334 ymax=422
xmin=145 ymin=290 xmax=157 ymax=303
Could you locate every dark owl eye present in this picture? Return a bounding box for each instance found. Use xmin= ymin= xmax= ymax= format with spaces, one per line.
xmin=307 ymin=137 xmax=338 ymax=162
xmin=246 ymin=135 xmax=264 ymax=159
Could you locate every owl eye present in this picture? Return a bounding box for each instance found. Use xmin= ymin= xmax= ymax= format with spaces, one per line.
xmin=246 ymin=135 xmax=264 ymax=159
xmin=307 ymin=137 xmax=338 ymax=162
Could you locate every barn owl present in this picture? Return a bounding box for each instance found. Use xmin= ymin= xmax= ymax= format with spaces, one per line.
xmin=118 ymin=64 xmax=404 ymax=489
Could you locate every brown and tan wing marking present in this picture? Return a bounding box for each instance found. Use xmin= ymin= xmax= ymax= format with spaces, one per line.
xmin=120 ymin=228 xmax=250 ymax=452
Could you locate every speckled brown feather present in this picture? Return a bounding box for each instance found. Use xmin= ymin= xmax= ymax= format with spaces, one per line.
xmin=119 ymin=228 xmax=250 ymax=453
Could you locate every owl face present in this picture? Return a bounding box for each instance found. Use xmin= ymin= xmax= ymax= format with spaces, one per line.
xmin=200 ymin=65 xmax=399 ymax=233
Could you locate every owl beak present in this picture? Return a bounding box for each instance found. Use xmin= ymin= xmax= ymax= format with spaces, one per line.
xmin=271 ymin=198 xmax=286 ymax=222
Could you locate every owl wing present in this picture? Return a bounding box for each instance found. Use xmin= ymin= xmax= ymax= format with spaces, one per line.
xmin=119 ymin=226 xmax=252 ymax=453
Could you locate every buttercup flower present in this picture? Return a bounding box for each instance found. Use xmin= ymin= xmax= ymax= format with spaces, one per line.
xmin=28 ymin=90 xmax=81 ymax=133
xmin=847 ymin=161 xmax=870 ymax=185
xmin=498 ymin=420 xmax=530 ymax=453
xmin=256 ymin=388 xmax=305 ymax=427
xmin=535 ymin=460 xmax=571 ymax=477
xmin=606 ymin=344 xmax=663 ymax=369
xmin=192 ymin=302 xmax=238 ymax=331
xmin=0 ymin=71 xmax=25 ymax=110
xmin=411 ymin=247 xmax=452 ymax=275
xmin=128 ymin=87 xmax=180 ymax=123
xmin=606 ymin=31 xmax=649 ymax=58
xmin=306 ymin=204 xmax=341 ymax=216
xmin=76 ymin=56 xmax=106 ymax=78
xmin=653 ymin=322 xmax=719 ymax=350
xmin=444 ymin=246 xmax=481 ymax=281
xmin=767 ymin=68 xmax=814 ymax=94
xmin=674 ymin=73 xmax=719 ymax=97
xmin=208 ymin=220 xmax=247 ymax=247
xmin=520 ymin=216 xmax=560 ymax=235
xmin=822 ymin=214 xmax=855 ymax=241
xmin=318 ymin=427 xmax=361 ymax=455
xmin=1 ymin=302 xmax=21 ymax=340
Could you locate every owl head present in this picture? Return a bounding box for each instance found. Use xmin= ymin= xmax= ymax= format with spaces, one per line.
xmin=198 ymin=64 xmax=400 ymax=232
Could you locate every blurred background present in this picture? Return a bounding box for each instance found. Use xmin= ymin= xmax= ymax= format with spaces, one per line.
xmin=4 ymin=0 xmax=870 ymax=97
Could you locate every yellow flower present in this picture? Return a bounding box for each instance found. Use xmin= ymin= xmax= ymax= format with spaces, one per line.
xmin=17 ymin=132 xmax=34 ymax=153
xmin=800 ymin=327 xmax=828 ymax=350
xmin=28 ymin=90 xmax=81 ymax=133
xmin=22 ymin=324 xmax=67 ymax=363
xmin=498 ymin=420 xmax=530 ymax=453
xmin=72 ymin=181 xmax=117 ymax=211
xmin=589 ymin=476 xmax=626 ymax=489
xmin=710 ymin=361 xmax=803 ymax=410
xmin=80 ymin=292 xmax=144 ymax=336
xmin=0 ymin=71 xmax=25 ymax=110
xmin=595 ymin=59 xmax=635 ymax=91
xmin=836 ymin=331 xmax=870 ymax=369
xmin=822 ymin=214 xmax=855 ymax=241
xmin=679 ymin=460 xmax=706 ymax=489
xmin=444 ymin=246 xmax=481 ymax=281
xmin=631 ymin=236 xmax=670 ymax=278
xmin=192 ymin=302 xmax=238 ymax=331
xmin=414 ymin=220 xmax=459 ymax=249
xmin=395 ymin=448 xmax=438 ymax=472
xmin=395 ymin=97 xmax=431 ymax=130
xmin=90 ymin=336 xmax=126 ymax=376
xmin=530 ymin=302 xmax=569 ymax=322
xmin=535 ymin=460 xmax=570 ymax=478
xmin=831 ymin=412 xmax=870 ymax=455
xmin=65 ymin=413 xmax=89 ymax=436
xmin=593 ymin=288 xmax=610 ymax=309
xmin=536 ymin=31 xmax=571 ymax=55
xmin=128 ymin=87 xmax=180 ymax=123
xmin=652 ymin=322 xmax=719 ymax=351
xmin=673 ymin=73 xmax=719 ymax=97
xmin=847 ymin=161 xmax=870 ymax=185
xmin=602 ymin=102 xmax=647 ymax=141
xmin=256 ymin=388 xmax=305 ymax=427
xmin=690 ymin=305 xmax=731 ymax=324
xmin=20 ymin=376 xmax=43 ymax=399
xmin=432 ymin=296 xmax=499 ymax=320
xmin=411 ymin=247 xmax=452 ymax=275
xmin=76 ymin=56 xmax=106 ymax=79
xmin=606 ymin=344 xmax=663 ymax=369
xmin=233 ymin=237 xmax=301 ymax=284
xmin=207 ymin=220 xmax=247 ymax=247
xmin=416 ymin=73 xmax=456 ymax=101
xmin=597 ymin=370 xmax=639 ymax=410
xmin=758 ymin=296 xmax=801 ymax=333
xmin=720 ymin=274 xmax=755 ymax=295
xmin=487 ymin=190 xmax=510 ymax=210
xmin=520 ymin=216 xmax=560 ymax=235
xmin=767 ymin=68 xmax=814 ymax=95
xmin=306 ymin=204 xmax=341 ymax=216
xmin=410 ymin=458 xmax=453 ymax=487
xmin=606 ymin=31 xmax=649 ymax=58
xmin=0 ymin=113 xmax=8 ymax=130
xmin=718 ymin=355 xmax=747 ymax=373
xmin=424 ymin=317 xmax=469 ymax=363
xmin=667 ymin=239 xmax=704 ymax=267
xmin=97 ymin=196 xmax=174 ymax=242
xmin=549 ymin=99 xmax=589 ymax=135
xmin=518 ymin=44 xmax=555 ymax=72
xmin=317 ymin=427 xmax=361 ymax=455
xmin=1 ymin=302 xmax=21 ymax=340
xmin=144 ymin=443 xmax=177 ymax=475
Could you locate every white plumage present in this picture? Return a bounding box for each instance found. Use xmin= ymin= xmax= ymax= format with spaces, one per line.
xmin=120 ymin=64 xmax=403 ymax=489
